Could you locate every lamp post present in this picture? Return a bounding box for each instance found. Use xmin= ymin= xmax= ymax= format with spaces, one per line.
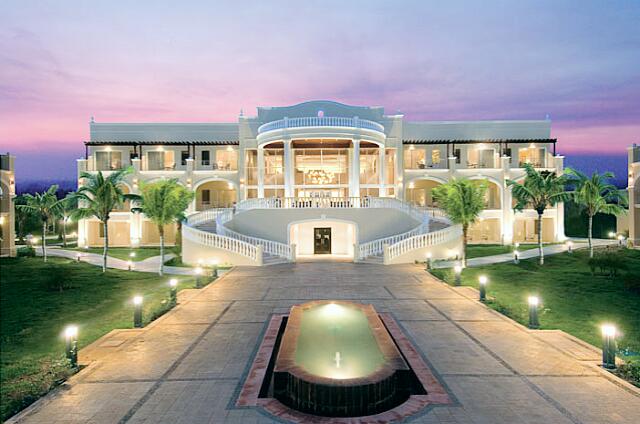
xmin=127 ymin=260 xmax=133 ymax=271
xmin=133 ymin=296 xmax=143 ymax=328
xmin=425 ymin=252 xmax=432 ymax=271
xmin=453 ymin=264 xmax=462 ymax=286
xmin=195 ymin=267 xmax=203 ymax=288
xmin=528 ymin=296 xmax=540 ymax=329
xmin=211 ymin=259 xmax=219 ymax=278
xmin=513 ymin=250 xmax=520 ymax=264
xmin=617 ymin=235 xmax=625 ymax=247
xmin=478 ymin=275 xmax=488 ymax=301
xmin=76 ymin=252 xmax=82 ymax=262
xmin=566 ymin=240 xmax=573 ymax=253
xmin=601 ymin=324 xmax=617 ymax=369
xmin=169 ymin=279 xmax=178 ymax=305
xmin=64 ymin=325 xmax=78 ymax=368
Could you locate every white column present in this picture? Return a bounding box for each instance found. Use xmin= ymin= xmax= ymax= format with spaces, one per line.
xmin=378 ymin=146 xmax=386 ymax=197
xmin=351 ymin=139 xmax=360 ymax=197
xmin=554 ymin=155 xmax=566 ymax=241
xmin=283 ymin=139 xmax=293 ymax=197
xmin=257 ymin=146 xmax=265 ymax=198
xmin=501 ymin=155 xmax=514 ymax=245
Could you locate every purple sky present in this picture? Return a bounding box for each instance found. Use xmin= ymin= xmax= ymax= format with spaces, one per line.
xmin=1 ymin=0 xmax=639 ymax=182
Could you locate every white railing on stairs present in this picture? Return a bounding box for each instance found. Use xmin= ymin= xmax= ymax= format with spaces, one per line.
xmin=186 ymin=208 xmax=230 ymax=226
xmin=386 ymin=224 xmax=462 ymax=262
xmin=357 ymin=223 xmax=428 ymax=260
xmin=215 ymin=210 xmax=291 ymax=259
xmin=182 ymin=224 xmax=259 ymax=261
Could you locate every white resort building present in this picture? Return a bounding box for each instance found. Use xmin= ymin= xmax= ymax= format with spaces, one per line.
xmin=77 ymin=100 xmax=566 ymax=265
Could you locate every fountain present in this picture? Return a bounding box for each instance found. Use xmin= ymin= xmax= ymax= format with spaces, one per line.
xmin=273 ymin=300 xmax=413 ymax=417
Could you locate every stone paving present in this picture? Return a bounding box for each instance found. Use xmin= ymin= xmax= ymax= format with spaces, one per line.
xmin=8 ymin=263 xmax=640 ymax=424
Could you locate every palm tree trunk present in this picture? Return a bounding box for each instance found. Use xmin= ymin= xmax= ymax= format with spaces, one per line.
xmin=42 ymin=220 xmax=47 ymax=262
xmin=62 ymin=219 xmax=67 ymax=248
xmin=102 ymin=221 xmax=108 ymax=273
xmin=462 ymin=225 xmax=468 ymax=267
xmin=537 ymin=213 xmax=544 ymax=265
xmin=588 ymin=214 xmax=594 ymax=258
xmin=158 ymin=225 xmax=164 ymax=276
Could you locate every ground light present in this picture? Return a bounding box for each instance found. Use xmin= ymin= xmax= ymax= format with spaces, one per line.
xmin=64 ymin=325 xmax=78 ymax=368
xmin=195 ymin=267 xmax=203 ymax=288
xmin=528 ymin=296 xmax=540 ymax=329
xmin=617 ymin=235 xmax=625 ymax=246
xmin=129 ymin=252 xmax=136 ymax=259
xmin=513 ymin=250 xmax=520 ymax=264
xmin=425 ymin=252 xmax=432 ymax=270
xmin=211 ymin=259 xmax=219 ymax=277
xmin=127 ymin=260 xmax=133 ymax=271
xmin=169 ymin=279 xmax=178 ymax=305
xmin=478 ymin=275 xmax=488 ymax=301
xmin=566 ymin=240 xmax=573 ymax=253
xmin=601 ymin=324 xmax=617 ymax=369
xmin=76 ymin=252 xmax=82 ymax=262
xmin=453 ymin=264 xmax=462 ymax=286
xmin=133 ymin=296 xmax=143 ymax=328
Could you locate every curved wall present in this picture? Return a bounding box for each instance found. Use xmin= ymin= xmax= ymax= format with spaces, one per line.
xmin=224 ymin=208 xmax=420 ymax=244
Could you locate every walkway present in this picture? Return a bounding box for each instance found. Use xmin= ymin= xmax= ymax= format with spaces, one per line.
xmin=40 ymin=248 xmax=194 ymax=275
xmin=434 ymin=238 xmax=618 ymax=268
xmin=8 ymin=263 xmax=638 ymax=423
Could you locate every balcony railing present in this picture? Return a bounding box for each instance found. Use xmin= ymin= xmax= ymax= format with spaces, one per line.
xmin=258 ymin=116 xmax=384 ymax=134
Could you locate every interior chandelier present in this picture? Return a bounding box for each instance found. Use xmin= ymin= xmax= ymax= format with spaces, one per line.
xmin=304 ymin=169 xmax=335 ymax=184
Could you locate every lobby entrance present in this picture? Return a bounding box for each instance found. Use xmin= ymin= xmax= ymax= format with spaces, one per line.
xmin=314 ymin=228 xmax=331 ymax=254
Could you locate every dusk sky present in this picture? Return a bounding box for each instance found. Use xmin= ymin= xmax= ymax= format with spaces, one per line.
xmin=1 ymin=0 xmax=639 ymax=183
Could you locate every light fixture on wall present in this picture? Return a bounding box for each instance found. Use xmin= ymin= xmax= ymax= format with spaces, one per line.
xmin=305 ymin=169 xmax=335 ymax=185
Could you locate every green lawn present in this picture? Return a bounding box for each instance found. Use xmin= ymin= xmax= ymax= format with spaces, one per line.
xmin=466 ymin=243 xmax=541 ymax=259
xmin=0 ymin=257 xmax=208 ymax=421
xmin=431 ymin=249 xmax=640 ymax=360
xmin=68 ymin=246 xmax=170 ymax=261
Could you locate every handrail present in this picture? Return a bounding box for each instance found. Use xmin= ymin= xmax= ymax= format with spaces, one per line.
xmin=257 ymin=116 xmax=384 ymax=134
xmin=358 ymin=223 xmax=429 ymax=260
xmin=182 ymin=224 xmax=259 ymax=261
xmin=386 ymin=224 xmax=462 ymax=262
xmin=186 ymin=208 xmax=230 ymax=226
xmin=215 ymin=209 xmax=292 ymax=259
xmin=236 ymin=196 xmax=373 ymax=210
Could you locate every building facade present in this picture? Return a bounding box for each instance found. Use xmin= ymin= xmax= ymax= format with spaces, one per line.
xmin=1 ymin=153 xmax=16 ymax=257
xmin=626 ymin=145 xmax=640 ymax=246
xmin=77 ymin=100 xmax=565 ymax=250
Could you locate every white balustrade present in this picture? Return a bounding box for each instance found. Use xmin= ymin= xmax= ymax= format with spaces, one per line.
xmin=186 ymin=208 xmax=230 ymax=226
xmin=386 ymin=225 xmax=463 ymax=262
xmin=257 ymin=116 xmax=385 ymax=134
xmin=182 ymin=224 xmax=258 ymax=261
xmin=358 ymin=223 xmax=428 ymax=260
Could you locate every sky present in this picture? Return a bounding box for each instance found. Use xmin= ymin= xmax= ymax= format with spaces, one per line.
xmin=1 ymin=0 xmax=639 ymax=183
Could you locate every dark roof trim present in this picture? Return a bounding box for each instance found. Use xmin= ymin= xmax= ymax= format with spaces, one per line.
xmin=84 ymin=140 xmax=239 ymax=146
xmin=403 ymin=138 xmax=557 ymax=145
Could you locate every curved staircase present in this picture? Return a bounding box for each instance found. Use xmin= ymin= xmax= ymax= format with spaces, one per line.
xmin=182 ymin=197 xmax=461 ymax=266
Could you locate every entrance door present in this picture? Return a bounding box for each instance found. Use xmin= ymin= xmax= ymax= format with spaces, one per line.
xmin=314 ymin=228 xmax=331 ymax=254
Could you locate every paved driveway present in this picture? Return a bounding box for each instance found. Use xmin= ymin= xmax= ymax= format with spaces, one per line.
xmin=9 ymin=263 xmax=640 ymax=424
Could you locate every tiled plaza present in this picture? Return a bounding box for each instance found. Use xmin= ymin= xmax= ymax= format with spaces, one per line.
xmin=9 ymin=263 xmax=640 ymax=424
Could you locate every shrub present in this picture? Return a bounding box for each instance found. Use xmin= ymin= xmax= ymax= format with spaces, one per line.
xmin=17 ymin=246 xmax=36 ymax=257
xmin=616 ymin=359 xmax=640 ymax=388
xmin=588 ymin=250 xmax=628 ymax=277
xmin=42 ymin=263 xmax=73 ymax=292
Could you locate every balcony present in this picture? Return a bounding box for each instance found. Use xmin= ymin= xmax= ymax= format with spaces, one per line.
xmin=258 ymin=116 xmax=384 ymax=134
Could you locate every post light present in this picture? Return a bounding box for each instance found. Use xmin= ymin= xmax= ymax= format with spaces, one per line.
xmin=425 ymin=252 xmax=432 ymax=270
xmin=133 ymin=296 xmax=143 ymax=328
xmin=601 ymin=324 xmax=617 ymax=369
xmin=453 ymin=264 xmax=462 ymax=286
xmin=76 ymin=252 xmax=82 ymax=262
xmin=127 ymin=260 xmax=133 ymax=271
xmin=513 ymin=250 xmax=520 ymax=264
xmin=566 ymin=240 xmax=573 ymax=253
xmin=64 ymin=325 xmax=78 ymax=368
xmin=169 ymin=279 xmax=178 ymax=305
xmin=478 ymin=275 xmax=488 ymax=301
xmin=515 ymin=242 xmax=520 ymax=249
xmin=195 ymin=266 xmax=203 ymax=288
xmin=608 ymin=231 xmax=615 ymax=239
xmin=528 ymin=296 xmax=540 ymax=329
xmin=129 ymin=252 xmax=136 ymax=259
xmin=211 ymin=259 xmax=219 ymax=277
xmin=617 ymin=234 xmax=624 ymax=246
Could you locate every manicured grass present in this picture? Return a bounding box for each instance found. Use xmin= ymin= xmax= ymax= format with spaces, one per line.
xmin=466 ymin=243 xmax=540 ymax=259
xmin=0 ymin=257 xmax=208 ymax=421
xmin=68 ymin=246 xmax=168 ymax=261
xmin=431 ymin=249 xmax=640 ymax=360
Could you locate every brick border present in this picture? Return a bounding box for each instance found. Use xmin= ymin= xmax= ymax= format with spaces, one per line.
xmin=236 ymin=312 xmax=452 ymax=423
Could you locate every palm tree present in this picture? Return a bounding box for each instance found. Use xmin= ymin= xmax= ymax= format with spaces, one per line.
xmin=58 ymin=193 xmax=77 ymax=248
xmin=133 ymin=179 xmax=193 ymax=275
xmin=565 ymin=168 xmax=627 ymax=257
xmin=507 ymin=164 xmax=570 ymax=265
xmin=16 ymin=185 xmax=63 ymax=261
xmin=72 ymin=168 xmax=137 ymax=272
xmin=432 ymin=178 xmax=487 ymax=266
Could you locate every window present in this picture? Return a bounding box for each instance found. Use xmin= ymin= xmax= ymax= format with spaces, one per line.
xmin=403 ymin=147 xmax=426 ymax=169
xmin=264 ymin=148 xmax=284 ymax=185
xmin=431 ymin=149 xmax=441 ymax=165
xmin=245 ymin=150 xmax=258 ymax=185
xmin=201 ymin=150 xmax=210 ymax=166
xmin=202 ymin=189 xmax=210 ymax=203
xmin=454 ymin=149 xmax=461 ymax=164
xmin=385 ymin=149 xmax=396 ymax=184
xmin=95 ymin=151 xmax=122 ymax=171
xmin=518 ymin=147 xmax=546 ymax=167
xmin=360 ymin=148 xmax=379 ymax=184
xmin=216 ymin=148 xmax=238 ymax=170
xmin=147 ymin=151 xmax=175 ymax=171
xmin=181 ymin=151 xmax=189 ymax=166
